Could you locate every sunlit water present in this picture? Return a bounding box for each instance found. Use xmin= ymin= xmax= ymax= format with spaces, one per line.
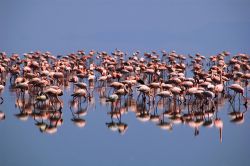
xmin=0 ymin=70 xmax=249 ymax=166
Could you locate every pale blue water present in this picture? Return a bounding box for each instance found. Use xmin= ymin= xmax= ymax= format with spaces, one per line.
xmin=0 ymin=0 xmax=250 ymax=166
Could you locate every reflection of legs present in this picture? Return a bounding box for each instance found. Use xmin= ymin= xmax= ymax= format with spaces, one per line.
xmin=137 ymin=92 xmax=141 ymax=102
xmin=56 ymin=95 xmax=61 ymax=104
xmin=238 ymin=93 xmax=241 ymax=111
xmin=142 ymin=93 xmax=146 ymax=104
xmin=0 ymin=96 xmax=3 ymax=104
xmin=156 ymin=97 xmax=162 ymax=108
xmin=210 ymin=99 xmax=216 ymax=111
xmin=194 ymin=127 xmax=199 ymax=136
xmin=244 ymin=80 xmax=248 ymax=105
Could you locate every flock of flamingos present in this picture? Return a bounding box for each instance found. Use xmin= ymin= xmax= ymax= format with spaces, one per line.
xmin=0 ymin=50 xmax=249 ymax=142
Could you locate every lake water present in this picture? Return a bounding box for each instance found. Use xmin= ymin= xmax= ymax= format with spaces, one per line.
xmin=0 ymin=61 xmax=249 ymax=166
xmin=0 ymin=0 xmax=250 ymax=166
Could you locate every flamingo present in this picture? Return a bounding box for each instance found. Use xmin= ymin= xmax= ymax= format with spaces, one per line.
xmin=156 ymin=90 xmax=172 ymax=107
xmin=106 ymin=94 xmax=119 ymax=103
xmin=228 ymin=83 xmax=246 ymax=107
xmin=71 ymin=89 xmax=88 ymax=102
xmin=44 ymin=86 xmax=63 ymax=106
xmin=137 ymin=85 xmax=151 ymax=103
xmin=114 ymin=84 xmax=129 ymax=98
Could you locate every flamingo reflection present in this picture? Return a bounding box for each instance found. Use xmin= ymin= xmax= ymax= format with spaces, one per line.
xmin=69 ymin=101 xmax=87 ymax=128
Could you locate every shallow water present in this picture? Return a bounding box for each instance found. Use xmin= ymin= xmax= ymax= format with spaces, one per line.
xmin=0 ymin=72 xmax=249 ymax=166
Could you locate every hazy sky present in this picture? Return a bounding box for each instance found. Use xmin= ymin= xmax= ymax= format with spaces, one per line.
xmin=0 ymin=0 xmax=249 ymax=55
